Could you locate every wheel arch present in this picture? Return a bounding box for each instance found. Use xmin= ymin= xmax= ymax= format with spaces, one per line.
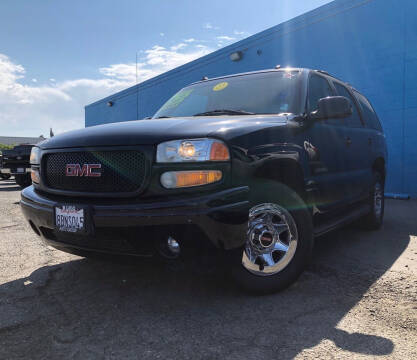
xmin=254 ymin=158 xmax=307 ymax=204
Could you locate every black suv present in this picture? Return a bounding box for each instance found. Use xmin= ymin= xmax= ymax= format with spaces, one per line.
xmin=21 ymin=68 xmax=387 ymax=293
xmin=1 ymin=144 xmax=34 ymax=187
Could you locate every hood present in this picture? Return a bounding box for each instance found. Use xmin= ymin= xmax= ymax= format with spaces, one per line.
xmin=39 ymin=115 xmax=288 ymax=149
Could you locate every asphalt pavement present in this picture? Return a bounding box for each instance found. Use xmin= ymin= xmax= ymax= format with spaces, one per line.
xmin=0 ymin=179 xmax=416 ymax=359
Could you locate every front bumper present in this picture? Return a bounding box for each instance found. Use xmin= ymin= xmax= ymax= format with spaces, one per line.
xmin=1 ymin=167 xmax=31 ymax=175
xmin=21 ymin=186 xmax=250 ymax=256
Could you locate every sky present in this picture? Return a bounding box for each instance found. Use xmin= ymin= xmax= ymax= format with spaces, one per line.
xmin=0 ymin=0 xmax=331 ymax=137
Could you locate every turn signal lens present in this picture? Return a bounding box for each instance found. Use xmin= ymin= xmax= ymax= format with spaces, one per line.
xmin=161 ymin=170 xmax=222 ymax=189
xmin=31 ymin=169 xmax=40 ymax=184
xmin=210 ymin=141 xmax=230 ymax=161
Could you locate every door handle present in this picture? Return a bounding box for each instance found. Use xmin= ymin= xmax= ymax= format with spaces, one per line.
xmin=345 ymin=137 xmax=352 ymax=146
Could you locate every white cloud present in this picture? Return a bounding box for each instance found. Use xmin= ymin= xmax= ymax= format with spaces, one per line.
xmin=170 ymin=43 xmax=187 ymax=51
xmin=216 ymin=35 xmax=236 ymax=42
xmin=184 ymin=38 xmax=196 ymax=43
xmin=98 ymin=63 xmax=138 ymax=82
xmin=160 ymin=32 xmax=164 ymax=37
xmin=98 ymin=44 xmax=211 ymax=85
xmin=31 ymin=78 xmax=37 ymax=83
xmin=204 ymin=22 xmax=219 ymax=30
xmin=142 ymin=45 xmax=210 ymax=71
xmin=233 ymin=30 xmax=248 ymax=36
xmin=0 ymin=54 xmax=70 ymax=106
xmin=0 ymin=43 xmax=212 ymax=136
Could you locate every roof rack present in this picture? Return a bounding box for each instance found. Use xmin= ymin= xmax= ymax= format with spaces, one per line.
xmin=316 ymin=70 xmax=330 ymax=76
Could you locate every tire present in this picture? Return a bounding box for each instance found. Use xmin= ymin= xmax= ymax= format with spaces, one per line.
xmin=358 ymin=172 xmax=385 ymax=230
xmin=14 ymin=174 xmax=32 ymax=188
xmin=229 ymin=183 xmax=314 ymax=294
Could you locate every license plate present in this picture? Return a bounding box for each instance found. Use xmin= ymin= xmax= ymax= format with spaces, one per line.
xmin=17 ymin=168 xmax=24 ymax=173
xmin=55 ymin=205 xmax=85 ymax=233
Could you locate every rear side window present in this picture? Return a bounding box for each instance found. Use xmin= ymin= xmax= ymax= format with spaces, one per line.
xmin=353 ymin=91 xmax=383 ymax=131
xmin=308 ymin=74 xmax=334 ymax=112
xmin=333 ymin=82 xmax=363 ymax=128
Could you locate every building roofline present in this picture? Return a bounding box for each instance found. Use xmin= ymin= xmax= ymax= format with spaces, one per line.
xmin=85 ymin=0 xmax=372 ymax=109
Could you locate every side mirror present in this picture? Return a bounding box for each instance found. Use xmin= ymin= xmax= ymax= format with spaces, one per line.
xmin=312 ymin=96 xmax=352 ymax=120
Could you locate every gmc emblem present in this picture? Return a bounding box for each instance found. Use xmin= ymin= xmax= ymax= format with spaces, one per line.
xmin=65 ymin=164 xmax=102 ymax=177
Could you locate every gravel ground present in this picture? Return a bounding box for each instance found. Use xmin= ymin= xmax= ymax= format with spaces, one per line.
xmin=0 ymin=179 xmax=416 ymax=359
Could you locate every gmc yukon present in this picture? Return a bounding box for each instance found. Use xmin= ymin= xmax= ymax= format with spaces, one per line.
xmin=21 ymin=68 xmax=387 ymax=293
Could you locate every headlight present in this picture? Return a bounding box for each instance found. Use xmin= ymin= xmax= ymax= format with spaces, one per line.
xmin=30 ymin=147 xmax=40 ymax=164
xmin=156 ymin=138 xmax=229 ymax=163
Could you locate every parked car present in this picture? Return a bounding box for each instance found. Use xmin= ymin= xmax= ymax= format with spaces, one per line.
xmin=1 ymin=144 xmax=34 ymax=187
xmin=0 ymin=153 xmax=11 ymax=180
xmin=20 ymin=68 xmax=387 ymax=293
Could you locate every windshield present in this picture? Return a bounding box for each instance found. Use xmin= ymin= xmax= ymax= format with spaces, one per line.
xmin=153 ymin=71 xmax=302 ymax=118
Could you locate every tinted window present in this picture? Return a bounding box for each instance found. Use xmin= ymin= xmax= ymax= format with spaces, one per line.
xmin=353 ymin=91 xmax=383 ymax=131
xmin=153 ymin=71 xmax=302 ymax=118
xmin=333 ymin=82 xmax=363 ymax=128
xmin=308 ymin=74 xmax=334 ymax=112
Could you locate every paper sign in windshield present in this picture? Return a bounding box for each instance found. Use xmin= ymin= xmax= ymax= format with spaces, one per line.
xmin=160 ymin=89 xmax=193 ymax=111
xmin=213 ymin=82 xmax=228 ymax=91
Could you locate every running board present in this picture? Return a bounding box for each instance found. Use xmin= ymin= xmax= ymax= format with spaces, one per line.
xmin=313 ymin=204 xmax=370 ymax=238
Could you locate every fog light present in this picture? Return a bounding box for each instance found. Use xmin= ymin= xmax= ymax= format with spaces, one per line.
xmin=157 ymin=236 xmax=181 ymax=259
xmin=31 ymin=169 xmax=40 ymax=184
xmin=167 ymin=237 xmax=180 ymax=255
xmin=160 ymin=170 xmax=222 ymax=188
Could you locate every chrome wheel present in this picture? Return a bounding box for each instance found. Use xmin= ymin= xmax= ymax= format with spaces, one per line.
xmin=374 ymin=182 xmax=383 ymax=218
xmin=242 ymin=203 xmax=298 ymax=276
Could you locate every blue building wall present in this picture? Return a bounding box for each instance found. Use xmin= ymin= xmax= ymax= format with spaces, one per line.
xmin=85 ymin=0 xmax=417 ymax=197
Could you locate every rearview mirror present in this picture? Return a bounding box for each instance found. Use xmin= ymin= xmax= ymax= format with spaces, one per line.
xmin=312 ymin=96 xmax=352 ymax=120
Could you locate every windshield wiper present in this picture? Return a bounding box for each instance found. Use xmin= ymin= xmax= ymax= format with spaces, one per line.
xmin=193 ymin=109 xmax=256 ymax=116
xmin=155 ymin=116 xmax=171 ymax=119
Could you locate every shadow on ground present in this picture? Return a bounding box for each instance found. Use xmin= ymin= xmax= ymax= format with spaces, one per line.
xmin=0 ymin=200 xmax=413 ymax=359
